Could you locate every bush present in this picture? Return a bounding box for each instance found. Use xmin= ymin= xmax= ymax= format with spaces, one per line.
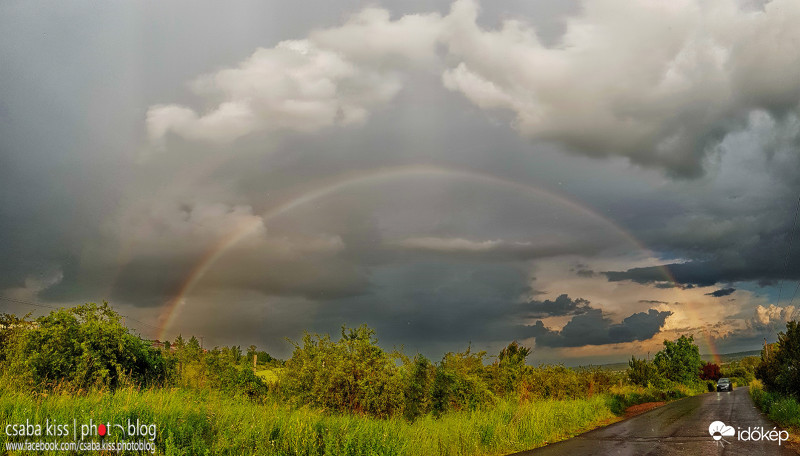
xmin=431 ymin=347 xmax=495 ymax=415
xmin=627 ymin=356 xmax=663 ymax=387
xmin=403 ymin=355 xmax=434 ymax=421
xmin=4 ymin=302 xmax=168 ymax=390
xmin=279 ymin=325 xmax=406 ymax=418
xmin=489 ymin=341 xmax=531 ymax=396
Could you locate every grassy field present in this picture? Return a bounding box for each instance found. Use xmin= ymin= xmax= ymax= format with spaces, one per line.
xmin=0 ymin=384 xmax=685 ymax=456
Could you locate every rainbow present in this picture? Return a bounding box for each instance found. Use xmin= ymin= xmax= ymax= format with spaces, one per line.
xmin=154 ymin=164 xmax=721 ymax=363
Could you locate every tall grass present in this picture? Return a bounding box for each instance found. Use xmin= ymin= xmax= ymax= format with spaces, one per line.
xmin=749 ymin=379 xmax=800 ymax=430
xmin=0 ymin=384 xmax=642 ymax=456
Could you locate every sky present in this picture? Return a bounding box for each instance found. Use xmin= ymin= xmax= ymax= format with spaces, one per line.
xmin=1 ymin=0 xmax=800 ymax=364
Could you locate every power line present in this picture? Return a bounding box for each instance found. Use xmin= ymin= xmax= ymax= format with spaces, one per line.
xmin=776 ymin=193 xmax=800 ymax=307
xmin=0 ymin=295 xmax=159 ymax=334
xmin=788 ymin=280 xmax=800 ymax=308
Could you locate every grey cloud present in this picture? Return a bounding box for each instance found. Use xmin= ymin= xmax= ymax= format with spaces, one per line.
xmin=515 ymin=308 xmax=673 ymax=347
xmin=147 ymin=0 xmax=800 ymax=178
xmin=706 ymin=287 xmax=736 ymax=297
xmin=391 ymin=237 xmax=596 ymax=261
xmin=441 ymin=0 xmax=800 ymax=177
xmin=2 ymin=0 xmax=798 ymax=361
xmin=520 ymin=293 xmax=591 ymax=318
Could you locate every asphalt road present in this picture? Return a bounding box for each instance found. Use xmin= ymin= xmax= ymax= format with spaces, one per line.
xmin=510 ymin=387 xmax=797 ymax=456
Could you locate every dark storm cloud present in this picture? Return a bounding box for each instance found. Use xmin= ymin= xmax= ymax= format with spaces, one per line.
xmin=2 ymin=0 xmax=799 ymax=361
xmin=307 ymin=261 xmax=672 ymax=354
xmin=604 ymin=252 xmax=794 ymax=288
xmin=706 ymin=288 xmax=736 ymax=298
xmin=601 ymin=111 xmax=800 ymax=290
xmin=514 ymin=308 xmax=673 ymax=348
xmin=520 ymin=294 xmax=591 ymax=318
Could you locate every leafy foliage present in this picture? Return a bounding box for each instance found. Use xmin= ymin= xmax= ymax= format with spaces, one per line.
xmin=756 ymin=321 xmax=800 ymax=399
xmin=279 ymin=325 xmax=406 ymax=418
xmin=0 ymin=312 xmax=33 ymax=364
xmin=700 ymin=362 xmax=721 ymax=381
xmin=4 ymin=303 xmax=167 ymax=390
xmin=431 ymin=346 xmax=495 ymax=415
xmin=489 ymin=341 xmax=531 ymax=395
xmin=652 ymin=335 xmax=702 ymax=384
xmin=627 ymin=356 xmax=661 ymax=387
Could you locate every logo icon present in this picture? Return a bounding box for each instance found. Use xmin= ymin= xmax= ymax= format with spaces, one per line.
xmin=709 ymin=421 xmax=735 ymax=446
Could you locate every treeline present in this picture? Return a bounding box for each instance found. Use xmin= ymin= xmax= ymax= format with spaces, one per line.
xmin=0 ymin=303 xmax=280 ymax=399
xmin=1 ymin=302 xmax=719 ymax=421
xmin=625 ymin=334 xmax=759 ymax=391
xmin=277 ymin=325 xmax=625 ymax=419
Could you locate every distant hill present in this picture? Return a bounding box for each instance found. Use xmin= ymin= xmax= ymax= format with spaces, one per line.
xmin=702 ymin=349 xmax=761 ymax=364
xmin=578 ymin=350 xmax=763 ymax=372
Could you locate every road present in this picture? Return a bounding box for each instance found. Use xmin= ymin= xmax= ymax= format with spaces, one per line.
xmin=510 ymin=387 xmax=797 ymax=456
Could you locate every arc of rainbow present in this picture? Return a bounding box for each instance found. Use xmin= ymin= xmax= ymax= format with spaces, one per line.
xmin=155 ymin=164 xmax=721 ymax=363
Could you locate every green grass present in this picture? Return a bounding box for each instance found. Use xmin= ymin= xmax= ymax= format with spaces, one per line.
xmin=0 ymin=385 xmax=648 ymax=456
xmin=749 ymin=380 xmax=800 ymax=430
xmin=255 ymin=368 xmax=282 ymax=385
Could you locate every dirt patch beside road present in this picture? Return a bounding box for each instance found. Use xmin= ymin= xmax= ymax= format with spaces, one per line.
xmin=623 ymin=401 xmax=666 ymax=418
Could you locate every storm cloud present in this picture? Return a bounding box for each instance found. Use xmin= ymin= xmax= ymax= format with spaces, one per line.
xmin=149 ymin=0 xmax=800 ymax=178
xmin=520 ymin=294 xmax=592 ymax=318
xmin=1 ymin=0 xmax=799 ymax=362
xmin=515 ymin=308 xmax=673 ymax=348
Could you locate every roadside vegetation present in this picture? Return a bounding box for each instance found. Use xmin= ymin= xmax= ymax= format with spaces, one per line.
xmin=0 ymin=303 xmax=717 ymax=455
xmin=751 ymin=321 xmax=800 ymax=431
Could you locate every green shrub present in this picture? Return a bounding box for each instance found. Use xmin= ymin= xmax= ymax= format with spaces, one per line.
xmin=4 ymin=302 xmax=168 ymax=390
xmin=279 ymin=325 xmax=406 ymax=418
xmin=431 ymin=347 xmax=495 ymax=415
xmin=403 ymin=355 xmax=434 ymax=420
xmin=627 ymin=356 xmax=663 ymax=387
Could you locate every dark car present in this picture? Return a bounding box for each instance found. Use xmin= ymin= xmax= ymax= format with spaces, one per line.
xmin=717 ymin=377 xmax=732 ymax=392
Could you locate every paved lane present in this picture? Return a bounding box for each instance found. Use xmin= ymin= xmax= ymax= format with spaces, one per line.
xmin=509 ymin=387 xmax=796 ymax=456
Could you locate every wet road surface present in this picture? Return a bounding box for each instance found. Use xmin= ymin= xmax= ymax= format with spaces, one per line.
xmin=509 ymin=387 xmax=797 ymax=455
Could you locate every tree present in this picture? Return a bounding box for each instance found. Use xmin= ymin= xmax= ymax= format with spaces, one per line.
xmin=187 ymin=336 xmax=202 ymax=361
xmin=173 ymin=334 xmax=186 ymax=350
xmin=653 ymin=335 xmax=702 ymax=384
xmin=700 ymin=362 xmax=721 ymax=381
xmin=756 ymin=321 xmax=800 ymax=399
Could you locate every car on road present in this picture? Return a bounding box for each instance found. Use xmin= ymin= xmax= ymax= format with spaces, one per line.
xmin=717 ymin=377 xmax=732 ymax=392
